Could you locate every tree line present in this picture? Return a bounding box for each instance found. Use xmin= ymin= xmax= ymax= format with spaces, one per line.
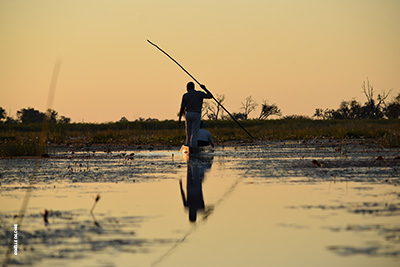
xmin=0 ymin=107 xmax=71 ymax=124
xmin=203 ymin=79 xmax=399 ymax=121
xmin=314 ymin=79 xmax=400 ymax=120
xmin=2 ymin=80 xmax=398 ymax=125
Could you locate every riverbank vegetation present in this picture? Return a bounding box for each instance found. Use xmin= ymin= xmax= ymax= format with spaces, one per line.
xmin=1 ymin=79 xmax=399 ymax=156
xmin=1 ymin=118 xmax=399 ymax=157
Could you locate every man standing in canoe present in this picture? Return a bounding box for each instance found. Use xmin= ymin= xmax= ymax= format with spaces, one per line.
xmin=179 ymin=82 xmax=213 ymax=148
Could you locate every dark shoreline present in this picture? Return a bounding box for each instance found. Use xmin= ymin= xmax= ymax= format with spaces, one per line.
xmin=1 ymin=119 xmax=399 ymax=157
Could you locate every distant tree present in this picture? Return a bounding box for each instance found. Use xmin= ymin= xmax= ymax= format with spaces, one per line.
xmin=322 ymin=109 xmax=335 ymax=120
xmin=326 ymin=100 xmax=362 ymax=120
xmin=202 ymin=101 xmax=213 ymax=119
xmin=58 ymin=116 xmax=71 ymax=124
xmin=12 ymin=107 xmax=70 ymax=124
xmin=145 ymin=118 xmax=159 ymax=122
xmin=240 ymin=96 xmax=258 ymax=120
xmin=203 ymin=94 xmax=225 ymax=120
xmin=17 ymin=108 xmax=45 ymax=123
xmin=313 ymin=108 xmax=325 ymax=119
xmin=46 ymin=109 xmax=58 ymax=123
xmin=283 ymin=115 xmax=311 ymax=120
xmin=136 ymin=117 xmax=158 ymax=122
xmin=119 ymin=116 xmax=129 ymax=122
xmin=337 ymin=101 xmax=351 ymax=119
xmin=259 ymin=101 xmax=281 ymax=120
xmin=348 ymin=100 xmax=362 ymax=119
xmin=232 ymin=112 xmax=248 ymax=120
xmin=0 ymin=107 xmax=5 ymax=122
xmin=315 ymin=79 xmax=393 ymax=120
xmin=385 ymin=93 xmax=400 ymax=119
xmin=360 ymin=78 xmax=390 ymax=119
xmin=4 ymin=117 xmax=18 ymax=124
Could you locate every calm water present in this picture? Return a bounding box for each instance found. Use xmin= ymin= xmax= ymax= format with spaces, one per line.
xmin=1 ymin=140 xmax=399 ymax=266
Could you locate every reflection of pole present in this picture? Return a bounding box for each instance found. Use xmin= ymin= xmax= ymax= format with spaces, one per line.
xmin=179 ymin=179 xmax=187 ymax=207
xmin=147 ymin=40 xmax=254 ymax=139
xmin=154 ymin=156 xmax=246 ymax=267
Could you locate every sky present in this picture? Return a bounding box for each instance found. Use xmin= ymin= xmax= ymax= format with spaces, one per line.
xmin=1 ymin=0 xmax=399 ymax=123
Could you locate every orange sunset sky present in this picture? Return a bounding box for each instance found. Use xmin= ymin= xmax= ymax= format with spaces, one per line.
xmin=1 ymin=0 xmax=399 ymax=122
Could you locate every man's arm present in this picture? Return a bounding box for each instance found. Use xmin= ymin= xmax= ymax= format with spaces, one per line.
xmin=178 ymin=95 xmax=186 ymax=126
xmin=200 ymin=84 xmax=213 ymax=99
xmin=178 ymin=106 xmax=185 ymax=126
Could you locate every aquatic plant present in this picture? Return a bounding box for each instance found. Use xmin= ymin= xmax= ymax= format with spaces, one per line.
xmin=90 ymin=194 xmax=101 ymax=214
xmin=0 ymin=138 xmax=47 ymax=157
xmin=377 ymin=131 xmax=400 ymax=148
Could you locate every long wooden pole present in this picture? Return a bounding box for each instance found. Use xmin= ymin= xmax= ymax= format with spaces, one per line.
xmin=147 ymin=39 xmax=254 ymax=139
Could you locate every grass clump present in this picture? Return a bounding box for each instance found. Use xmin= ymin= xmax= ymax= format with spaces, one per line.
xmin=377 ymin=132 xmax=400 ymax=148
xmin=0 ymin=138 xmax=47 ymax=157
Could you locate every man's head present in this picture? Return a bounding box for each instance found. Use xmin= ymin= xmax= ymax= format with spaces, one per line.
xmin=186 ymin=82 xmax=195 ymax=91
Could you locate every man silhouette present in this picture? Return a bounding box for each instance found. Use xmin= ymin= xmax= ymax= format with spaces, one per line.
xmin=178 ymin=82 xmax=213 ymax=148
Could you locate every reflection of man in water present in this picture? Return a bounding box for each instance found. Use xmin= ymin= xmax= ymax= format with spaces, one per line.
xmin=179 ymin=157 xmax=213 ymax=222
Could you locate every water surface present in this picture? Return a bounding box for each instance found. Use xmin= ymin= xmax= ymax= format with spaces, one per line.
xmin=1 ymin=140 xmax=399 ymax=266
